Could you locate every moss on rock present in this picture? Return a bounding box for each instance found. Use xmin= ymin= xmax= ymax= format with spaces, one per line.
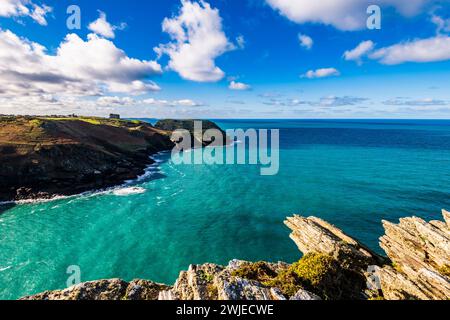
xmin=439 ymin=265 xmax=450 ymax=277
xmin=231 ymin=253 xmax=365 ymax=300
xmin=231 ymin=261 xmax=278 ymax=282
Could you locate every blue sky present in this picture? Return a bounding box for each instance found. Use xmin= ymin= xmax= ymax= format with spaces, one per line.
xmin=0 ymin=0 xmax=449 ymax=118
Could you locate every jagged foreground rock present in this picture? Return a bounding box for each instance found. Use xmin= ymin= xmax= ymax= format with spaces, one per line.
xmin=378 ymin=210 xmax=450 ymax=300
xmin=21 ymin=279 xmax=171 ymax=300
xmin=22 ymin=210 xmax=450 ymax=300
xmin=284 ymin=215 xmax=387 ymax=272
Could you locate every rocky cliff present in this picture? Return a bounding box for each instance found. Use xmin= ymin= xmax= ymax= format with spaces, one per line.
xmin=0 ymin=116 xmax=174 ymax=202
xmin=0 ymin=116 xmax=225 ymax=202
xmin=22 ymin=210 xmax=450 ymax=300
xmin=378 ymin=209 xmax=450 ymax=300
xmin=155 ymin=119 xmax=229 ymax=148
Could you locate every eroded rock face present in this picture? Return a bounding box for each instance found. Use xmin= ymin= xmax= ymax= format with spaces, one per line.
xmin=0 ymin=116 xmax=175 ymax=202
xmin=154 ymin=119 xmax=229 ymax=148
xmin=158 ymin=261 xmax=291 ymax=301
xmin=21 ymin=279 xmax=170 ymax=301
xmin=290 ymin=289 xmax=321 ymax=301
xmin=378 ymin=210 xmax=450 ymax=300
xmin=284 ymin=215 xmax=385 ymax=272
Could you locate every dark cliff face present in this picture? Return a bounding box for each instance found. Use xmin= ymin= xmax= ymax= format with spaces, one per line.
xmin=154 ymin=119 xmax=223 ymax=132
xmin=154 ymin=119 xmax=229 ymax=147
xmin=0 ymin=116 xmax=175 ymax=202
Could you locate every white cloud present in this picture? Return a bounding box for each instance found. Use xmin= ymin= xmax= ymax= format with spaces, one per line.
xmin=96 ymin=96 xmax=204 ymax=108
xmin=0 ymin=0 xmax=52 ymax=25
xmin=141 ymin=98 xmax=203 ymax=107
xmin=262 ymin=95 xmax=367 ymax=107
xmin=298 ymin=33 xmax=313 ymax=50
xmin=302 ymin=68 xmax=340 ymax=79
xmin=344 ymin=40 xmax=375 ymax=63
xmin=0 ymin=29 xmax=162 ymax=106
xmin=97 ymin=96 xmax=135 ymax=106
xmin=383 ymin=97 xmax=448 ymax=106
xmin=370 ymin=36 xmax=450 ymax=64
xmin=155 ymin=0 xmax=234 ymax=82
xmin=313 ymin=95 xmax=367 ymax=107
xmin=88 ymin=11 xmax=126 ymax=39
xmin=431 ymin=15 xmax=450 ymax=34
xmin=29 ymin=2 xmax=51 ymax=25
xmin=229 ymin=81 xmax=251 ymax=90
xmin=266 ymin=0 xmax=433 ymax=31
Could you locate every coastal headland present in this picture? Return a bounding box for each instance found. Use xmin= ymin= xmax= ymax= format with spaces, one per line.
xmin=0 ymin=116 xmax=224 ymax=202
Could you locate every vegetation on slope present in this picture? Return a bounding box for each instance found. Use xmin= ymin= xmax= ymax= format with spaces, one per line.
xmin=0 ymin=116 xmax=174 ymax=201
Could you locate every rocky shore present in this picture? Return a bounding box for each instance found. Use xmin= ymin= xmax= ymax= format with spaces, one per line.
xmin=22 ymin=210 xmax=450 ymax=300
xmin=0 ymin=116 xmax=223 ymax=202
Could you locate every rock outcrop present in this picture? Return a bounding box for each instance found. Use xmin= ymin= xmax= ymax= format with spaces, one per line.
xmin=157 ymin=260 xmax=296 ymax=301
xmin=154 ymin=119 xmax=229 ymax=148
xmin=378 ymin=210 xmax=450 ymax=300
xmin=21 ymin=279 xmax=170 ymax=300
xmin=22 ymin=210 xmax=450 ymax=301
xmin=0 ymin=116 xmax=174 ymax=202
xmin=285 ymin=215 xmax=386 ymax=272
xmin=0 ymin=116 xmax=228 ymax=202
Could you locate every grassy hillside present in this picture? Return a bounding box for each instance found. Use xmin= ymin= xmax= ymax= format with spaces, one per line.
xmin=0 ymin=116 xmax=174 ymax=202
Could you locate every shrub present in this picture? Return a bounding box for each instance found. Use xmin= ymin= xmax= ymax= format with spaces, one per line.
xmin=262 ymin=268 xmax=303 ymax=298
xmin=231 ymin=261 xmax=278 ymax=282
xmin=231 ymin=254 xmax=365 ymax=300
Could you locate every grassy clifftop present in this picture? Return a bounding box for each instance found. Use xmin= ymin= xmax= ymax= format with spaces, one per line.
xmin=0 ymin=116 xmax=174 ymax=202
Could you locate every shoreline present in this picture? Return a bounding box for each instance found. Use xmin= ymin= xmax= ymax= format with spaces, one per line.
xmin=0 ymin=151 xmax=170 ymax=207
xmin=0 ymin=117 xmax=227 ymax=203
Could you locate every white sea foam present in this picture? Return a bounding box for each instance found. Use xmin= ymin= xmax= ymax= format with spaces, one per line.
xmin=112 ymin=187 xmax=146 ymax=196
xmin=0 ymin=266 xmax=12 ymax=272
xmin=0 ymin=194 xmax=74 ymax=206
xmin=0 ymin=151 xmax=170 ymax=206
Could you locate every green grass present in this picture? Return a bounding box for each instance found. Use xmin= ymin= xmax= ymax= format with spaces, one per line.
xmin=37 ymin=117 xmax=143 ymax=127
xmin=231 ymin=262 xmax=278 ymax=282
xmin=28 ymin=119 xmax=44 ymax=127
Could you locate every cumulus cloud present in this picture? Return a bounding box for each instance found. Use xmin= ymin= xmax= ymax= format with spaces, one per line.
xmin=0 ymin=0 xmax=52 ymax=25
xmin=229 ymin=81 xmax=251 ymax=90
xmin=155 ymin=0 xmax=234 ymax=82
xmin=344 ymin=40 xmax=375 ymax=63
xmin=302 ymin=68 xmax=340 ymax=79
xmin=298 ymin=33 xmax=313 ymax=50
xmin=370 ymin=36 xmax=450 ymax=64
xmin=0 ymin=29 xmax=162 ymax=106
xmin=88 ymin=11 xmax=127 ymax=39
xmin=265 ymin=0 xmax=433 ymax=31
xmin=97 ymin=96 xmax=135 ymax=106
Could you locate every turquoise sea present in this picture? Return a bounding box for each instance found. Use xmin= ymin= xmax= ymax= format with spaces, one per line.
xmin=1 ymin=119 xmax=450 ymax=300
